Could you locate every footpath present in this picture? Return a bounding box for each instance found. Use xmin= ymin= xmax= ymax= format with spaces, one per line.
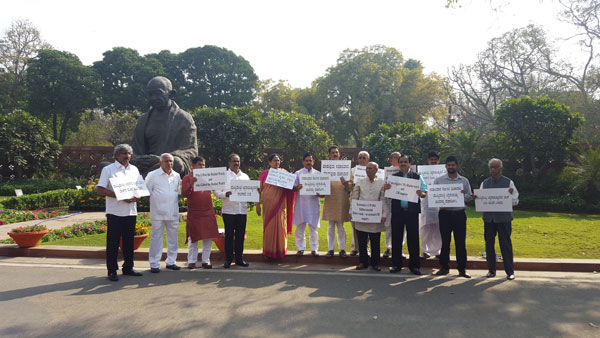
xmin=0 ymin=212 xmax=599 ymax=273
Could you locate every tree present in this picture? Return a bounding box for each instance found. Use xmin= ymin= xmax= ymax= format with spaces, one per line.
xmin=93 ymin=47 xmax=165 ymax=113
xmin=176 ymin=46 xmax=258 ymax=109
xmin=253 ymin=79 xmax=304 ymax=114
xmin=443 ymin=129 xmax=492 ymax=184
xmin=0 ymin=19 xmax=51 ymax=112
xmin=0 ymin=110 xmax=60 ymax=178
xmin=494 ymin=96 xmax=583 ymax=179
xmin=363 ymin=122 xmax=444 ymax=167
xmin=304 ymin=45 xmax=444 ymax=146
xmin=26 ymin=49 xmax=100 ymax=144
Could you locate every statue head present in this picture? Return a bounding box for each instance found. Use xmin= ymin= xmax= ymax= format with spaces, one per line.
xmin=146 ymin=76 xmax=173 ymax=111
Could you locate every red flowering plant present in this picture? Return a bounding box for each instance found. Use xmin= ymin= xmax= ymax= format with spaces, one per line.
xmin=10 ymin=224 xmax=48 ymax=233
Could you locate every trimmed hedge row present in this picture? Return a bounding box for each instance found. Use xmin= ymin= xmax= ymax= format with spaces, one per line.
xmin=2 ymin=189 xmax=79 ymax=210
xmin=516 ymin=194 xmax=600 ymax=213
xmin=0 ymin=179 xmax=87 ymax=196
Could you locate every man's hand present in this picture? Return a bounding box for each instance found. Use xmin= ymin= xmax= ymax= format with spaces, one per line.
xmin=381 ymin=217 xmax=386 ymax=223
xmin=509 ymin=188 xmax=514 ymax=194
xmin=225 ymin=191 xmax=232 ymax=197
xmin=384 ymin=184 xmax=391 ymax=190
xmin=256 ymin=204 xmax=261 ymax=216
xmin=348 ymin=214 xmax=352 ymax=221
xmin=125 ymin=196 xmax=139 ymax=203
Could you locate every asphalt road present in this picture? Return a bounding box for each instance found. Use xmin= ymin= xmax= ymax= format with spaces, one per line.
xmin=0 ymin=257 xmax=598 ymax=338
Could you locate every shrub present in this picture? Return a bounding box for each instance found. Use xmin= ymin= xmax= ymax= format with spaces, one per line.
xmin=0 ymin=178 xmax=87 ymax=196
xmin=2 ymin=189 xmax=78 ymax=210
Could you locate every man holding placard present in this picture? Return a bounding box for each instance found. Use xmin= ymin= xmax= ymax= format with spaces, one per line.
xmin=349 ymin=162 xmax=388 ymax=271
xmin=96 ymin=144 xmax=143 ymax=282
xmin=433 ymin=156 xmax=473 ymax=278
xmin=215 ymin=154 xmax=251 ymax=268
xmin=473 ymin=158 xmax=519 ymax=280
xmin=322 ymin=146 xmax=351 ymax=258
xmin=346 ymin=150 xmax=371 ymax=256
xmin=293 ymin=153 xmax=322 ymax=256
xmin=146 ymin=153 xmax=182 ymax=273
xmin=382 ymin=151 xmax=402 ymax=259
xmin=418 ymin=151 xmax=444 ymax=259
xmin=386 ymin=155 xmax=427 ymax=275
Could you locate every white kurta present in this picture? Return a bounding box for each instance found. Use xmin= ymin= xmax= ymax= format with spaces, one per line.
xmin=419 ymin=196 xmax=442 ymax=256
xmin=292 ymin=167 xmax=321 ymax=228
xmin=350 ymin=177 xmax=389 ymax=233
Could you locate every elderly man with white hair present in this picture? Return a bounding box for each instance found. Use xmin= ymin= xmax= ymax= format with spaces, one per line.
xmin=344 ymin=150 xmax=371 ymax=256
xmin=145 ymin=153 xmax=182 ymax=273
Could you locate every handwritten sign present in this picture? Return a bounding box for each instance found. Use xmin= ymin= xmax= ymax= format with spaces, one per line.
xmin=229 ymin=180 xmax=260 ymax=202
xmin=351 ymin=200 xmax=383 ymax=223
xmin=427 ymin=184 xmax=464 ymax=208
xmin=384 ymin=175 xmax=420 ymax=203
xmin=474 ymin=188 xmax=513 ymax=212
xmin=110 ymin=175 xmax=150 ymax=200
xmin=299 ymin=174 xmax=331 ymax=195
xmin=384 ymin=166 xmax=401 ymax=181
xmin=321 ymin=160 xmax=351 ymax=181
xmin=193 ymin=167 xmax=228 ymax=191
xmin=353 ymin=166 xmax=385 ymax=183
xmin=265 ymin=168 xmax=296 ymax=189
xmin=417 ymin=164 xmax=447 ymax=186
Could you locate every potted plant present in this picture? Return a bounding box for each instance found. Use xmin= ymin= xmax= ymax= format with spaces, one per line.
xmin=7 ymin=224 xmax=49 ymax=248
xmin=119 ymin=222 xmax=149 ymax=250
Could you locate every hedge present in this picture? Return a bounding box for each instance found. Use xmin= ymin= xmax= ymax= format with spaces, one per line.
xmin=516 ymin=194 xmax=600 ymax=213
xmin=0 ymin=179 xmax=87 ymax=196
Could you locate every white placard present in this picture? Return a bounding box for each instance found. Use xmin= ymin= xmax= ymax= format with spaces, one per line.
xmin=384 ymin=166 xmax=400 ymax=180
xmin=418 ymin=164 xmax=447 ymax=186
xmin=320 ymin=160 xmax=351 ymax=181
xmin=351 ymin=200 xmax=383 ymax=223
xmin=229 ymin=180 xmax=260 ymax=202
xmin=14 ymin=189 xmax=23 ymax=197
xmin=265 ymin=168 xmax=296 ymax=189
xmin=75 ymin=185 xmax=83 ymax=190
xmin=353 ymin=166 xmax=385 ymax=183
xmin=427 ymin=184 xmax=465 ymax=208
xmin=299 ymin=174 xmax=331 ymax=195
xmin=474 ymin=188 xmax=513 ymax=212
xmin=384 ymin=175 xmax=421 ymax=203
xmin=193 ymin=167 xmax=228 ymax=191
xmin=110 ymin=175 xmax=150 ymax=200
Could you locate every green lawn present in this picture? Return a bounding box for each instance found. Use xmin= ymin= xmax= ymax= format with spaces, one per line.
xmin=41 ymin=207 xmax=600 ymax=259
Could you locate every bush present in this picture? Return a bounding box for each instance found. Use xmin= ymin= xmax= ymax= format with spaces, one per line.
xmin=0 ymin=178 xmax=87 ymax=196
xmin=2 ymin=189 xmax=78 ymax=210
xmin=516 ymin=193 xmax=600 ymax=213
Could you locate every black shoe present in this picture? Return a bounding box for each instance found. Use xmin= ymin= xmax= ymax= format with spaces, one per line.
xmin=458 ymin=271 xmax=471 ymax=278
xmin=122 ymin=269 xmax=142 ymax=276
xmin=202 ymin=263 xmax=213 ymax=269
xmin=382 ymin=249 xmax=390 ymax=258
xmin=435 ymin=268 xmax=449 ymax=276
xmin=349 ymin=250 xmax=358 ymax=257
xmin=224 ymin=261 xmax=232 ymax=269
xmin=389 ymin=266 xmax=401 ymax=273
xmin=326 ymin=250 xmax=334 ymax=257
xmin=311 ymin=250 xmax=320 ymax=256
xmin=108 ymin=271 xmax=119 ymax=282
xmin=296 ymin=250 xmax=304 ymax=256
xmin=235 ymin=260 xmax=249 ymax=267
xmin=419 ymin=253 xmax=430 ymax=259
xmin=339 ymin=250 xmax=347 ymax=258
xmin=410 ymin=268 xmax=422 ymax=275
xmin=150 ymin=267 xmax=160 ymax=273
xmin=486 ymin=271 xmax=496 ymax=278
xmin=166 ymin=264 xmax=181 ymax=271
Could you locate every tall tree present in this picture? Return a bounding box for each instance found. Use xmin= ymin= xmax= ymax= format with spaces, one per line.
xmin=26 ymin=49 xmax=100 ymax=144
xmin=253 ymin=79 xmax=304 ymax=113
xmin=0 ymin=19 xmax=51 ymax=112
xmin=93 ymin=47 xmax=165 ymax=113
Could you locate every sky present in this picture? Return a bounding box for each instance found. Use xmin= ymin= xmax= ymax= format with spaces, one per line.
xmin=0 ymin=0 xmax=582 ymax=88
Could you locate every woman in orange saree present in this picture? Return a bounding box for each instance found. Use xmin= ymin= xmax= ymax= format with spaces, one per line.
xmin=256 ymin=154 xmax=296 ymax=258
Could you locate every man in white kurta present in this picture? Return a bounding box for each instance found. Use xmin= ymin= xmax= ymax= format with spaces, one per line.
xmin=419 ymin=152 xmax=443 ymax=258
xmin=345 ymin=150 xmax=371 ymax=256
xmin=293 ymin=153 xmax=321 ymax=256
xmin=145 ymin=153 xmax=182 ymax=272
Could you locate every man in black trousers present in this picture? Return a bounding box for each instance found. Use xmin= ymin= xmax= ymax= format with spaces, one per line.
xmin=387 ymin=155 xmax=427 ymax=275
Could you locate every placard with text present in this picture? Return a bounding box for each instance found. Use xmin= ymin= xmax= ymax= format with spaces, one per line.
xmin=353 ymin=165 xmax=385 ymax=183
xmin=110 ymin=175 xmax=150 ymax=200
xmin=265 ymin=168 xmax=296 ymax=190
xmin=299 ymin=173 xmax=331 ymax=195
xmin=384 ymin=175 xmax=420 ymax=203
xmin=320 ymin=160 xmax=351 ymax=181
xmin=417 ymin=164 xmax=447 ymax=186
xmin=474 ymin=188 xmax=513 ymax=212
xmin=351 ymin=200 xmax=383 ymax=223
xmin=427 ymin=184 xmax=464 ymax=208
xmin=193 ymin=167 xmax=228 ymax=191
xmin=229 ymin=180 xmax=260 ymax=202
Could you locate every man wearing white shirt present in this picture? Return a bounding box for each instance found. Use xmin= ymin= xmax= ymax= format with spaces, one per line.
xmin=345 ymin=150 xmax=371 ymax=256
xmin=215 ymin=154 xmax=250 ymax=268
xmin=293 ymin=153 xmax=322 ymax=256
xmin=145 ymin=153 xmax=182 ymax=273
xmin=474 ymin=158 xmax=519 ymax=280
xmin=96 ymin=144 xmax=143 ymax=282
xmin=419 ymin=151 xmax=443 ymax=259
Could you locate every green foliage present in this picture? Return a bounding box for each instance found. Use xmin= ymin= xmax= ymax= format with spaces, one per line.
xmin=443 ymin=129 xmax=491 ymax=184
xmin=0 ymin=110 xmax=61 ymax=178
xmin=0 ymin=178 xmax=86 ymax=195
xmin=41 ymin=220 xmax=107 ymax=242
xmin=26 ymin=49 xmax=100 ymax=144
xmin=191 ymin=106 xmax=264 ymax=168
xmin=9 ymin=224 xmax=47 ymax=233
xmin=363 ymin=122 xmax=444 ymax=167
xmin=562 ymin=145 xmax=600 ymax=200
xmin=0 ymin=209 xmax=67 ymax=225
xmin=516 ymin=193 xmax=600 ymax=213
xmin=2 ymin=189 xmax=78 ymax=210
xmin=494 ymin=96 xmax=583 ymax=179
xmin=253 ymin=79 xmax=305 ymax=114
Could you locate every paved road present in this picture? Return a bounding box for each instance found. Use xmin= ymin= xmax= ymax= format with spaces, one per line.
xmin=0 ymin=257 xmax=598 ymax=338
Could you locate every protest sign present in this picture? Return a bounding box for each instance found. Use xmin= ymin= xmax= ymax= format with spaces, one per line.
xmin=299 ymin=173 xmax=331 ymax=195
xmin=384 ymin=175 xmax=420 ymax=203
xmin=110 ymin=175 xmax=150 ymax=200
xmin=14 ymin=189 xmax=23 ymax=197
xmin=353 ymin=166 xmax=385 ymax=183
xmin=229 ymin=180 xmax=260 ymax=202
xmin=265 ymin=168 xmax=296 ymax=189
xmin=193 ymin=167 xmax=228 ymax=191
xmin=474 ymin=188 xmax=513 ymax=212
xmin=351 ymin=200 xmax=383 ymax=223
xmin=320 ymin=160 xmax=351 ymax=181
xmin=384 ymin=166 xmax=400 ymax=181
xmin=427 ymin=184 xmax=464 ymax=208
xmin=417 ymin=164 xmax=447 ymax=186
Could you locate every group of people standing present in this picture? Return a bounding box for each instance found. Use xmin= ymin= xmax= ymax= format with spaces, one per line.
xmin=97 ymin=144 xmax=518 ymax=283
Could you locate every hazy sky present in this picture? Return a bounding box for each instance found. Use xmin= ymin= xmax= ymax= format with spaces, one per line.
xmin=1 ymin=0 xmax=581 ymax=88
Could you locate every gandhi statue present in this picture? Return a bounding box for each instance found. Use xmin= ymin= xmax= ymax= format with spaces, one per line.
xmin=130 ymin=76 xmax=198 ymax=177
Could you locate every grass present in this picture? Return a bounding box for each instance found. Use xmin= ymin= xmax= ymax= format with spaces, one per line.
xmin=41 ymin=207 xmax=600 ymax=259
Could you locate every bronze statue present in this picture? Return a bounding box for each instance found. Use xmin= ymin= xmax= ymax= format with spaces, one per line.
xmin=130 ymin=76 xmax=198 ymax=177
